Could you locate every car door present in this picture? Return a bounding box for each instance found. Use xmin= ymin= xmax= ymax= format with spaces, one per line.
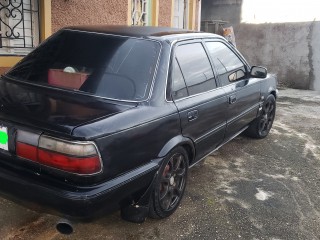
xmin=204 ymin=40 xmax=261 ymax=139
xmin=170 ymin=41 xmax=228 ymax=162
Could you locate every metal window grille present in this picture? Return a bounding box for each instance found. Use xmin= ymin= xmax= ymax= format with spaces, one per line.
xmin=0 ymin=0 xmax=40 ymax=55
xmin=132 ymin=0 xmax=148 ymax=26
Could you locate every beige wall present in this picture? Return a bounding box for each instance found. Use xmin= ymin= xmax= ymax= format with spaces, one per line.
xmin=51 ymin=0 xmax=129 ymax=33
xmin=195 ymin=0 xmax=200 ymax=30
xmin=0 ymin=68 xmax=10 ymax=75
xmin=158 ymin=0 xmax=172 ymax=27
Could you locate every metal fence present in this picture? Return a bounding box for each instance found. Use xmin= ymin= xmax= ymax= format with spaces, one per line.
xmin=0 ymin=0 xmax=40 ymax=54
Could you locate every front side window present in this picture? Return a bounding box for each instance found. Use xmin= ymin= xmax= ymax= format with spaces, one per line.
xmin=175 ymin=43 xmax=216 ymax=96
xmin=0 ymin=0 xmax=40 ymax=55
xmin=6 ymin=30 xmax=161 ymax=101
xmin=205 ymin=41 xmax=246 ymax=84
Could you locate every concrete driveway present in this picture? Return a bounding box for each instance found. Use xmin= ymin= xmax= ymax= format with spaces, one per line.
xmin=0 ymin=88 xmax=319 ymax=240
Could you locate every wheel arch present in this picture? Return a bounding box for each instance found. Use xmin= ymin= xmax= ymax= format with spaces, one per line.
xmin=157 ymin=135 xmax=195 ymax=164
xmin=269 ymin=89 xmax=277 ymax=99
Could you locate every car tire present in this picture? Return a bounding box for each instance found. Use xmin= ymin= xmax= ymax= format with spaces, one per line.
xmin=245 ymin=94 xmax=276 ymax=139
xmin=149 ymin=146 xmax=188 ymax=219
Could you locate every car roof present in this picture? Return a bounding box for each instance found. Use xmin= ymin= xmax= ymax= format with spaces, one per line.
xmin=63 ymin=25 xmax=222 ymax=42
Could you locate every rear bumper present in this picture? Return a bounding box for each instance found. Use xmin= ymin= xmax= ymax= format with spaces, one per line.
xmin=0 ymin=159 xmax=160 ymax=219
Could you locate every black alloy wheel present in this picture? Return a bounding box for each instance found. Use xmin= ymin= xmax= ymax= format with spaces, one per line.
xmin=149 ymin=146 xmax=188 ymax=219
xmin=245 ymin=94 xmax=276 ymax=139
xmin=258 ymin=96 xmax=276 ymax=136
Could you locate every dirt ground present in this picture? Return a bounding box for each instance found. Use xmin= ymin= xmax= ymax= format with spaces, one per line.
xmin=0 ymin=88 xmax=319 ymax=240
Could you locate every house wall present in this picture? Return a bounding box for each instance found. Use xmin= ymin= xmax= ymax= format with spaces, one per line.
xmin=0 ymin=0 xmax=51 ymax=74
xmin=201 ymin=0 xmax=320 ymax=90
xmin=158 ymin=0 xmax=172 ymax=27
xmin=51 ymin=0 xmax=129 ymax=33
xmin=0 ymin=0 xmax=200 ymax=75
xmin=0 ymin=68 xmax=10 ymax=75
xmin=195 ymin=0 xmax=200 ymax=30
xmin=52 ymin=0 xmax=179 ymax=31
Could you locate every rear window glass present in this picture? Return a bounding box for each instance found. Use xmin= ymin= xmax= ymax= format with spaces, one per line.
xmin=6 ymin=30 xmax=161 ymax=101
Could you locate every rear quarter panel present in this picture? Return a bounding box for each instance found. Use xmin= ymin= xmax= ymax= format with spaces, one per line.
xmin=74 ymin=103 xmax=181 ymax=181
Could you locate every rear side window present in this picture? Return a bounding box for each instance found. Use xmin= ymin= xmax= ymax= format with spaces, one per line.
xmin=175 ymin=43 xmax=216 ymax=96
xmin=172 ymin=58 xmax=188 ymax=100
xmin=6 ymin=30 xmax=161 ymax=101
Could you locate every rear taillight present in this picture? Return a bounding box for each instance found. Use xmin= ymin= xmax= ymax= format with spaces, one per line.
xmin=16 ymin=130 xmax=102 ymax=175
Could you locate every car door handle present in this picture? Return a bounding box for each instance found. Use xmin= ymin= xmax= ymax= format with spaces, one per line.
xmin=229 ymin=95 xmax=237 ymax=104
xmin=187 ymin=110 xmax=198 ymax=122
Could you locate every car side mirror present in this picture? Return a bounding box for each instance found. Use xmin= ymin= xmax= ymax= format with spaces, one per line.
xmin=250 ymin=66 xmax=267 ymax=78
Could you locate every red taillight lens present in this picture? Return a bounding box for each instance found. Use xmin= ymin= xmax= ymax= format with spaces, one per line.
xmin=16 ymin=131 xmax=102 ymax=175
xmin=38 ymin=149 xmax=101 ymax=174
xmin=16 ymin=142 xmax=38 ymax=162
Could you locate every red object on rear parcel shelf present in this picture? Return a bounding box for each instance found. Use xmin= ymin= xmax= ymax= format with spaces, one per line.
xmin=48 ymin=69 xmax=88 ymax=90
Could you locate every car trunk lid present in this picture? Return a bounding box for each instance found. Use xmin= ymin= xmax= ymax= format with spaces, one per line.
xmin=0 ymin=78 xmax=137 ymax=136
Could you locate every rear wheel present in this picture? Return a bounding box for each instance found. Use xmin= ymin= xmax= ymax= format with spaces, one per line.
xmin=245 ymin=94 xmax=276 ymax=139
xmin=149 ymin=146 xmax=188 ymax=219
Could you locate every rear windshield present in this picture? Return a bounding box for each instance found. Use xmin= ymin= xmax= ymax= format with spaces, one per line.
xmin=6 ymin=30 xmax=161 ymax=101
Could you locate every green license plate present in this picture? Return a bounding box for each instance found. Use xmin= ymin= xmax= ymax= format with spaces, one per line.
xmin=0 ymin=126 xmax=8 ymax=151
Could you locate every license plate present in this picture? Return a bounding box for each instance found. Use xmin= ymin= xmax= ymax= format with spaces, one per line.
xmin=0 ymin=126 xmax=8 ymax=151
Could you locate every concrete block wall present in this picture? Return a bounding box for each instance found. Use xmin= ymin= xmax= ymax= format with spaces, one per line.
xmin=201 ymin=0 xmax=320 ymax=91
xmin=235 ymin=22 xmax=320 ymax=90
xmin=311 ymin=21 xmax=320 ymax=91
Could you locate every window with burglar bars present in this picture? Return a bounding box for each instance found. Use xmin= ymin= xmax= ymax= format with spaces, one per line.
xmin=132 ymin=0 xmax=149 ymax=26
xmin=0 ymin=0 xmax=40 ymax=56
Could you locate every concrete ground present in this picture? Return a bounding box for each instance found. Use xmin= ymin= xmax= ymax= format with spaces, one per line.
xmin=0 ymin=88 xmax=319 ymax=240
